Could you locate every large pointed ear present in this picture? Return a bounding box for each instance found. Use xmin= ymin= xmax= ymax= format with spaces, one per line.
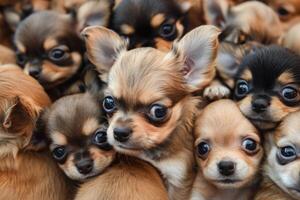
xmin=204 ymin=0 xmax=230 ymax=27
xmin=3 ymin=96 xmax=40 ymax=133
xmin=171 ymin=25 xmax=220 ymax=92
xmin=81 ymin=26 xmax=127 ymax=82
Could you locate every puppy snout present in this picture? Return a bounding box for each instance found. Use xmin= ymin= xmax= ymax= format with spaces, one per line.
xmin=28 ymin=67 xmax=41 ymax=78
xmin=75 ymin=158 xmax=94 ymax=175
xmin=251 ymin=98 xmax=270 ymax=113
xmin=218 ymin=161 xmax=236 ymax=176
xmin=113 ymin=127 xmax=132 ymax=142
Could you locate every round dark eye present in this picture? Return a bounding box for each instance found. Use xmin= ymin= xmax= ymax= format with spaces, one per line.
xmin=52 ymin=146 xmax=67 ymax=161
xmin=281 ymin=146 xmax=296 ymax=158
xmin=235 ymin=80 xmax=249 ymax=98
xmin=93 ymin=130 xmax=107 ymax=145
xmin=149 ymin=104 xmax=168 ymax=122
xmin=277 ymin=7 xmax=289 ymax=17
xmin=49 ymin=48 xmax=68 ymax=61
xmin=16 ymin=53 xmax=27 ymax=66
xmin=159 ymin=23 xmax=176 ymax=39
xmin=103 ymin=96 xmax=116 ymax=113
xmin=197 ymin=142 xmax=210 ymax=158
xmin=242 ymin=138 xmax=258 ymax=154
xmin=281 ymin=86 xmax=299 ymax=102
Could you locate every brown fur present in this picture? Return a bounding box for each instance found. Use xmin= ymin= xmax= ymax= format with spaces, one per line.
xmin=75 ymin=156 xmax=168 ymax=200
xmin=0 ymin=65 xmax=74 ymax=200
xmin=191 ymin=100 xmax=263 ymax=200
xmin=82 ymin=25 xmax=220 ymax=200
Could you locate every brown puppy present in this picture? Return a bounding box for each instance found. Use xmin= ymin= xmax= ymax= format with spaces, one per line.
xmin=14 ymin=10 xmax=86 ymax=100
xmin=82 ymin=25 xmax=220 ymax=200
xmin=0 ymin=65 xmax=73 ymax=200
xmin=255 ymin=111 xmax=300 ymax=200
xmin=75 ymin=155 xmax=169 ymax=200
xmin=191 ymin=100 xmax=263 ymax=200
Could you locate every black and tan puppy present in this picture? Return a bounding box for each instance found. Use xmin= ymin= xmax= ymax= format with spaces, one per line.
xmin=45 ymin=93 xmax=115 ymax=181
xmin=82 ymin=25 xmax=220 ymax=200
xmin=14 ymin=11 xmax=86 ymax=100
xmin=233 ymin=46 xmax=300 ymax=131
xmin=110 ymin=0 xmax=190 ymax=50
xmin=255 ymin=110 xmax=300 ymax=200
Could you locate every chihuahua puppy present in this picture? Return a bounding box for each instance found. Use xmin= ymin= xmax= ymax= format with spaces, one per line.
xmin=255 ymin=110 xmax=300 ymax=200
xmin=110 ymin=0 xmax=190 ymax=50
xmin=264 ymin=0 xmax=300 ymax=31
xmin=75 ymin=155 xmax=169 ymax=200
xmin=14 ymin=11 xmax=86 ymax=100
xmin=45 ymin=93 xmax=115 ymax=181
xmin=191 ymin=100 xmax=263 ymax=200
xmin=233 ymin=46 xmax=300 ymax=131
xmin=205 ymin=0 xmax=282 ymax=44
xmin=0 ymin=65 xmax=73 ymax=200
xmin=82 ymin=25 xmax=220 ymax=200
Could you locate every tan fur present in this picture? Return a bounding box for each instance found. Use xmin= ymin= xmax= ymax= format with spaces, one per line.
xmin=191 ymin=100 xmax=263 ymax=200
xmin=151 ymin=13 xmax=165 ymax=28
xmin=0 ymin=45 xmax=16 ymax=65
xmin=0 ymin=65 xmax=73 ymax=200
xmin=120 ymin=24 xmax=135 ymax=35
xmin=281 ymin=23 xmax=300 ymax=54
xmin=43 ymin=38 xmax=59 ymax=51
xmin=75 ymin=156 xmax=168 ymax=200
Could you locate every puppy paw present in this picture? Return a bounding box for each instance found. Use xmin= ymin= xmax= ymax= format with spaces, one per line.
xmin=203 ymin=84 xmax=230 ymax=100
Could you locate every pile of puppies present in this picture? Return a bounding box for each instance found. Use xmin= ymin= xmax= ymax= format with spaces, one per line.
xmin=1 ymin=0 xmax=300 ymax=200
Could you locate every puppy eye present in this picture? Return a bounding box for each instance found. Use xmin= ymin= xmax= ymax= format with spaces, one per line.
xmin=49 ymin=48 xmax=69 ymax=62
xmin=235 ymin=80 xmax=249 ymax=98
xmin=159 ymin=23 xmax=176 ymax=40
xmin=242 ymin=138 xmax=259 ymax=154
xmin=93 ymin=129 xmax=113 ymax=151
xmin=103 ymin=96 xmax=116 ymax=113
xmin=16 ymin=53 xmax=27 ymax=66
xmin=197 ymin=142 xmax=210 ymax=158
xmin=281 ymin=86 xmax=299 ymax=103
xmin=277 ymin=146 xmax=297 ymax=165
xmin=52 ymin=146 xmax=67 ymax=161
xmin=148 ymin=104 xmax=168 ymax=123
xmin=277 ymin=7 xmax=290 ymax=17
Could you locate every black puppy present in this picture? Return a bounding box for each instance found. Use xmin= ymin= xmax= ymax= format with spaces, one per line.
xmin=110 ymin=0 xmax=190 ymax=50
xmin=233 ymin=46 xmax=300 ymax=130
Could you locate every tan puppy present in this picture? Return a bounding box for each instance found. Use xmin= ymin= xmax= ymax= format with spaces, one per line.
xmin=191 ymin=100 xmax=263 ymax=200
xmin=0 ymin=65 xmax=73 ymax=200
xmin=75 ymin=156 xmax=168 ymax=200
xmin=255 ymin=111 xmax=300 ymax=200
xmin=82 ymin=25 xmax=220 ymax=200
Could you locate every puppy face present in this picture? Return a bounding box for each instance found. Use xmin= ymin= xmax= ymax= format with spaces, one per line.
xmin=46 ymin=93 xmax=115 ymax=181
xmin=82 ymin=26 xmax=219 ymax=156
xmin=264 ymin=0 xmax=300 ymax=31
xmin=14 ymin=11 xmax=84 ymax=90
xmin=194 ymin=100 xmax=263 ymax=189
xmin=234 ymin=46 xmax=300 ymax=130
xmin=0 ymin=65 xmax=50 ymax=156
xmin=111 ymin=0 xmax=189 ymax=50
xmin=265 ymin=111 xmax=300 ymax=199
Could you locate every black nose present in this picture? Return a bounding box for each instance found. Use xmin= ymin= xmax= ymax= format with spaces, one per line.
xmin=28 ymin=67 xmax=41 ymax=78
xmin=218 ymin=161 xmax=236 ymax=176
xmin=75 ymin=158 xmax=93 ymax=175
xmin=113 ymin=127 xmax=132 ymax=142
xmin=252 ymin=98 xmax=269 ymax=113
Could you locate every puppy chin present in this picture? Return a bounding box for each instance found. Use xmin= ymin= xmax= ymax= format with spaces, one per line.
xmin=249 ymin=119 xmax=278 ymax=131
xmin=62 ymin=165 xmax=103 ymax=182
xmin=211 ymin=178 xmax=249 ymax=189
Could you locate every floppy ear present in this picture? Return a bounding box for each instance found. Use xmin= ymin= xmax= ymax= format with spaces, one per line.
xmin=3 ymin=96 xmax=40 ymax=133
xmin=171 ymin=25 xmax=220 ymax=92
xmin=81 ymin=26 xmax=127 ymax=82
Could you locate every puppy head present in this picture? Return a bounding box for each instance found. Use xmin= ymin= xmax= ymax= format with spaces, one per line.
xmin=234 ymin=46 xmax=300 ymax=131
xmin=264 ymin=0 xmax=300 ymax=31
xmin=265 ymin=111 xmax=300 ymax=199
xmin=45 ymin=93 xmax=115 ymax=181
xmin=194 ymin=100 xmax=263 ymax=189
xmin=0 ymin=65 xmax=50 ymax=157
xmin=206 ymin=1 xmax=282 ymax=44
xmin=14 ymin=11 xmax=84 ymax=90
xmin=82 ymin=25 xmax=219 ymax=156
xmin=111 ymin=0 xmax=190 ymax=50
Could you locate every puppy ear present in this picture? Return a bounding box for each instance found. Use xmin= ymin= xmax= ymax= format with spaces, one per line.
xmin=81 ymin=26 xmax=127 ymax=82
xmin=172 ymin=25 xmax=220 ymax=92
xmin=3 ymin=96 xmax=40 ymax=133
xmin=204 ymin=0 xmax=229 ymax=27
